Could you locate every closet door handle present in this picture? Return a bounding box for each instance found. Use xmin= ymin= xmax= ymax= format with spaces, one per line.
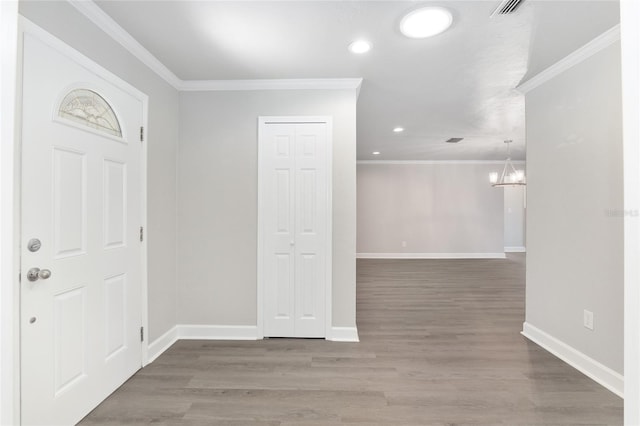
xmin=290 ymin=240 xmax=295 ymax=246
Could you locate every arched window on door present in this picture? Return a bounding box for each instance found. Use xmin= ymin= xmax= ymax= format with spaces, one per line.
xmin=58 ymin=89 xmax=122 ymax=138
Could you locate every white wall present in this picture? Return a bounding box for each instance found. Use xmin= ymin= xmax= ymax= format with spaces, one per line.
xmin=18 ymin=1 xmax=179 ymax=342
xmin=177 ymin=90 xmax=357 ymax=328
xmin=525 ymin=42 xmax=623 ymax=376
xmin=504 ymin=186 xmax=526 ymax=250
xmin=357 ymin=162 xmax=505 ymax=257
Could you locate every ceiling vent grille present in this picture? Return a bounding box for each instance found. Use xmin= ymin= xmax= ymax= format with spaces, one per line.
xmin=491 ymin=0 xmax=525 ymax=16
xmin=446 ymin=138 xmax=464 ymax=143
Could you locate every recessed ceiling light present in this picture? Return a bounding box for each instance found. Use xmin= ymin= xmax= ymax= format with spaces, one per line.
xmin=400 ymin=7 xmax=453 ymax=39
xmin=393 ymin=127 xmax=404 ymax=133
xmin=348 ymin=40 xmax=372 ymax=54
xmin=372 ymin=151 xmax=381 ymax=155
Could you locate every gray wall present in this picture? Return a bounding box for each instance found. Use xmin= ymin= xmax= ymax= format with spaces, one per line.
xmin=19 ymin=1 xmax=179 ymax=342
xmin=357 ymin=163 xmax=504 ymax=255
xmin=525 ymin=43 xmax=623 ymax=373
xmin=177 ymin=90 xmax=357 ymax=328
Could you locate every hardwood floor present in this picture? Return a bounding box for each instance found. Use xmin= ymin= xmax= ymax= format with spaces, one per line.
xmin=80 ymin=255 xmax=623 ymax=425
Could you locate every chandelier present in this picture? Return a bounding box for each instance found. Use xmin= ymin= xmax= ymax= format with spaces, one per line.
xmin=489 ymin=140 xmax=525 ymax=187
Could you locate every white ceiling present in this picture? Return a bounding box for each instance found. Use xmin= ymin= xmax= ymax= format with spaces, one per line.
xmin=95 ymin=0 xmax=619 ymax=161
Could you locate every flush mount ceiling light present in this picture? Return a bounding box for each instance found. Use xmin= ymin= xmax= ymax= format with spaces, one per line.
xmin=372 ymin=151 xmax=381 ymax=155
xmin=393 ymin=127 xmax=404 ymax=133
xmin=400 ymin=7 xmax=453 ymax=39
xmin=348 ymin=40 xmax=372 ymax=54
xmin=489 ymin=140 xmax=526 ymax=187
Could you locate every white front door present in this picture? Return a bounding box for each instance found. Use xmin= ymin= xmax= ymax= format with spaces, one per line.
xmin=260 ymin=120 xmax=330 ymax=338
xmin=20 ymin=33 xmax=144 ymax=426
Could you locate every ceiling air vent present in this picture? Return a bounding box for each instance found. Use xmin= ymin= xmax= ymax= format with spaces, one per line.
xmin=446 ymin=138 xmax=464 ymax=143
xmin=491 ymin=0 xmax=525 ymax=16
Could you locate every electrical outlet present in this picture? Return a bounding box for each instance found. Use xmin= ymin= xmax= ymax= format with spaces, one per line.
xmin=401 ymin=241 xmax=407 ymax=248
xmin=583 ymin=309 xmax=594 ymax=331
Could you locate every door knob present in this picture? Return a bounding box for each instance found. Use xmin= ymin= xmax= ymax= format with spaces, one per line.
xmin=27 ymin=267 xmax=52 ymax=282
xmin=290 ymin=240 xmax=295 ymax=246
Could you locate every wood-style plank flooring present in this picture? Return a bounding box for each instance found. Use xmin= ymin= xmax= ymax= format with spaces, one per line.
xmin=80 ymin=255 xmax=623 ymax=425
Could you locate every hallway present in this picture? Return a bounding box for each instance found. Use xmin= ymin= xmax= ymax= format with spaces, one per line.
xmin=80 ymin=255 xmax=623 ymax=425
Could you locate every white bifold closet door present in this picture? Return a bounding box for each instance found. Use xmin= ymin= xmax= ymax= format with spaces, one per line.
xmin=261 ymin=121 xmax=329 ymax=338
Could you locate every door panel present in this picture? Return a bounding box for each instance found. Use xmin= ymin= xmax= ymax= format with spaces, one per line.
xmin=53 ymin=286 xmax=87 ymax=395
xmin=104 ymin=273 xmax=127 ymax=360
xmin=262 ymin=121 xmax=328 ymax=338
xmin=300 ymin=169 xmax=317 ymax=233
xmin=21 ymin=33 xmax=143 ymax=426
xmin=298 ymin=253 xmax=317 ymax=317
xmin=52 ymin=148 xmax=87 ymax=258
xmin=103 ymin=160 xmax=127 ymax=249
xmin=275 ymin=169 xmax=291 ymax=233
xmin=275 ymin=254 xmax=293 ymax=318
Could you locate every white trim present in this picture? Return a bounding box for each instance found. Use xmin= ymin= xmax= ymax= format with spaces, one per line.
xmin=19 ymin=14 xmax=151 ymax=396
xmin=257 ymin=116 xmax=333 ymax=340
xmin=178 ymin=325 xmax=260 ymax=340
xmin=145 ymin=324 xmax=360 ymax=364
xmin=621 ymin=0 xmax=640 ymax=422
xmin=180 ymin=78 xmax=363 ymax=92
xmin=260 ymin=116 xmax=336 ymax=124
xmin=517 ymin=25 xmax=621 ymax=94
xmin=256 ymin=119 xmax=265 ymax=340
xmin=67 ymin=0 xmax=181 ymax=89
xmin=328 ymin=327 xmax=360 ymax=342
xmin=139 ymin=92 xmax=149 ymax=367
xmin=1 ymin=1 xmax=19 ymax=424
xmin=522 ymin=322 xmax=624 ymax=397
xmin=325 ymin=120 xmax=334 ymax=342
xmin=357 ymin=160 xmax=526 ymax=165
xmin=146 ymin=326 xmax=179 ymax=364
xmin=504 ymin=246 xmax=526 ymax=253
xmin=357 ymin=252 xmax=506 ymax=259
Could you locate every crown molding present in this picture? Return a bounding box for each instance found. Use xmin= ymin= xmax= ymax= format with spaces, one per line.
xmin=67 ymin=0 xmax=363 ymax=94
xmin=517 ymin=24 xmax=621 ymax=94
xmin=357 ymin=160 xmax=526 ymax=165
xmin=179 ymin=78 xmax=363 ymax=92
xmin=68 ymin=0 xmax=182 ymax=89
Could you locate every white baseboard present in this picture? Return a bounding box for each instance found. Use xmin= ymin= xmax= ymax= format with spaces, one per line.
xmin=328 ymin=326 xmax=360 ymax=342
xmin=505 ymin=246 xmax=526 ymax=253
xmin=178 ymin=324 xmax=260 ymax=340
xmin=146 ymin=324 xmax=360 ymax=364
xmin=146 ymin=326 xmax=178 ymax=364
xmin=521 ymin=322 xmax=624 ymax=397
xmin=356 ymin=252 xmax=506 ymax=259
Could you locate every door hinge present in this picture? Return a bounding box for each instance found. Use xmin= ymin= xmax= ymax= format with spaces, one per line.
xmin=140 ymin=326 xmax=144 ymax=342
xmin=140 ymin=226 xmax=144 ymax=242
xmin=140 ymin=126 xmax=144 ymax=142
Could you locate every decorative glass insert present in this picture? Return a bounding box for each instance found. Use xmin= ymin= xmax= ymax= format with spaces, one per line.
xmin=58 ymin=89 xmax=122 ymax=138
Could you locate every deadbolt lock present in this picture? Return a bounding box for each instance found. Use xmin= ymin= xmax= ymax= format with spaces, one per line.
xmin=27 ymin=238 xmax=41 ymax=252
